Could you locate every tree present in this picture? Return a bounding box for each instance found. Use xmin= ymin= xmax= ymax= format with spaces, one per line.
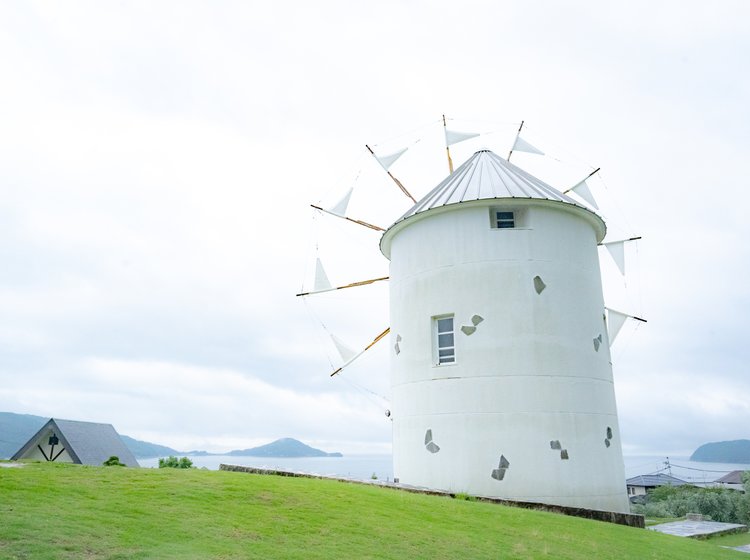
xmin=158 ymin=456 xmax=194 ymax=469
xmin=633 ymin=484 xmax=747 ymax=523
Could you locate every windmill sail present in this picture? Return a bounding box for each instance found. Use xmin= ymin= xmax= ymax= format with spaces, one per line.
xmin=296 ymin=259 xmax=388 ymax=297
xmin=564 ymin=168 xmax=600 ymax=209
xmin=375 ymin=147 xmax=408 ymax=171
xmin=314 ymin=259 xmax=332 ymax=292
xmin=331 ymin=334 xmax=357 ymax=363
xmin=600 ymin=237 xmax=641 ymax=275
xmin=606 ymin=307 xmax=647 ymax=345
xmin=507 ymin=120 xmax=544 ymax=161
xmin=604 ymin=241 xmax=626 ymax=275
xmin=512 ymin=135 xmax=544 ymax=155
xmin=445 ymin=129 xmax=479 ymax=147
xmin=567 ymin=179 xmax=599 ymax=209
xmin=328 ymin=188 xmax=353 ymax=217
xmin=330 ymin=327 xmax=390 ymax=377
xmin=310 ymin=204 xmax=384 ymax=232
xmin=365 ymin=145 xmax=416 ymax=202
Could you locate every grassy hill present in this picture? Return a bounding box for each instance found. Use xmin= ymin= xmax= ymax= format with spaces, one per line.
xmin=0 ymin=462 xmax=744 ymax=559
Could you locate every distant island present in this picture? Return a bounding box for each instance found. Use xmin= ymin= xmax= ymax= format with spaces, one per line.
xmin=0 ymin=411 xmax=342 ymax=460
xmin=228 ymin=438 xmax=343 ymax=458
xmin=690 ymin=440 xmax=750 ymax=463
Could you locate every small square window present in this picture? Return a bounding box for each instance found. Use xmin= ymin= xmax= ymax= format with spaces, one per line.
xmin=496 ymin=211 xmax=515 ymax=229
xmin=434 ymin=315 xmax=455 ymax=365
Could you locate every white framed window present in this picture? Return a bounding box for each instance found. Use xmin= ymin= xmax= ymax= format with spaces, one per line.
xmin=495 ymin=210 xmax=515 ymax=228
xmin=490 ymin=207 xmax=526 ymax=229
xmin=434 ymin=315 xmax=455 ymax=365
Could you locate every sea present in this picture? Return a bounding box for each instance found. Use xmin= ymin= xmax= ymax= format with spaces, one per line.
xmin=138 ymin=454 xmax=750 ymax=484
xmin=138 ymin=454 xmax=395 ymax=481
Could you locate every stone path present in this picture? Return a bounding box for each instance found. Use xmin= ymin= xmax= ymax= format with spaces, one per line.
xmin=0 ymin=462 xmax=23 ymax=468
xmin=648 ymin=520 xmax=746 ymax=538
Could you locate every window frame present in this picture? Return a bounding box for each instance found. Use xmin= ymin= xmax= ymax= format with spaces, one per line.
xmin=489 ymin=206 xmax=527 ymax=229
xmin=495 ymin=210 xmax=515 ymax=229
xmin=433 ymin=314 xmax=456 ymax=366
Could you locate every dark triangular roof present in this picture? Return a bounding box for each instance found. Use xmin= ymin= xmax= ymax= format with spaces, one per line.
xmin=715 ymin=470 xmax=748 ymax=484
xmin=11 ymin=418 xmax=139 ymax=467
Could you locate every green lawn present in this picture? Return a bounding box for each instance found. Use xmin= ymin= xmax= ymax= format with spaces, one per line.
xmin=0 ymin=462 xmax=746 ymax=559
xmin=706 ymin=531 xmax=750 ymax=548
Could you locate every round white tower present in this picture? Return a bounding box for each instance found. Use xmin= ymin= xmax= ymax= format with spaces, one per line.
xmin=380 ymin=149 xmax=629 ymax=513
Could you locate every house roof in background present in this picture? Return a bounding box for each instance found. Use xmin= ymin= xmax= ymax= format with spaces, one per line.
xmin=626 ymin=474 xmax=689 ymax=487
xmin=11 ymin=418 xmax=139 ymax=467
xmin=715 ymin=470 xmax=748 ymax=484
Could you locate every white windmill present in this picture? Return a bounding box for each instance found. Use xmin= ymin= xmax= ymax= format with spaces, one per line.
xmin=300 ymin=118 xmax=644 ymax=514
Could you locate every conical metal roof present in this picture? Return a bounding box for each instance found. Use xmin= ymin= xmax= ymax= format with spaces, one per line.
xmin=380 ymin=149 xmax=605 ymax=257
xmin=399 ymin=149 xmax=583 ymax=221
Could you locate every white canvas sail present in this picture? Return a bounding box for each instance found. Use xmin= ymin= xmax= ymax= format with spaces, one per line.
xmin=445 ymin=129 xmax=479 ymax=147
xmin=512 ymin=135 xmax=544 ymax=155
xmin=568 ymin=179 xmax=599 ymax=209
xmin=331 ymin=334 xmax=357 ymax=363
xmin=375 ymin=147 xmax=408 ymax=171
xmin=314 ymin=258 xmax=332 ymax=292
xmin=328 ymin=188 xmax=353 ymax=217
xmin=603 ymin=241 xmax=626 ymax=275
xmin=606 ymin=308 xmax=630 ymax=344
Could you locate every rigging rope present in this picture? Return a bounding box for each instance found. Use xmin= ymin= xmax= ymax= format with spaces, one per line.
xmin=520 ymin=122 xmax=597 ymax=170
xmin=301 ymin=297 xmax=336 ymax=369
xmin=335 ymin=374 xmax=390 ymax=407
xmin=370 ymin=119 xmax=441 ymax=147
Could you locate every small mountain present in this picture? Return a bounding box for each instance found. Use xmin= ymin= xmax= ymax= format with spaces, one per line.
xmin=227 ymin=438 xmax=343 ymax=458
xmin=690 ymin=440 xmax=750 ymax=463
xmin=0 ymin=412 xmax=47 ymax=458
xmin=119 ymin=435 xmax=181 ymax=459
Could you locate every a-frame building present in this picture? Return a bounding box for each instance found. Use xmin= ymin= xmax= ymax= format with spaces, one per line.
xmin=11 ymin=418 xmax=139 ymax=467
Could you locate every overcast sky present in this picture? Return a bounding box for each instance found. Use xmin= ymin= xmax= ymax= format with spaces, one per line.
xmin=1 ymin=1 xmax=748 ymax=456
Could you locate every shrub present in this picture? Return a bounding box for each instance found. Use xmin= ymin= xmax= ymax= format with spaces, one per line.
xmin=454 ymin=493 xmax=476 ymax=502
xmin=633 ymin=485 xmax=748 ymax=524
xmin=158 ymin=456 xmax=194 ymax=469
xmin=102 ymin=456 xmax=125 ymax=467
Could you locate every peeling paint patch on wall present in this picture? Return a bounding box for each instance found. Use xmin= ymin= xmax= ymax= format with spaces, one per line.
xmin=491 ymin=454 xmax=510 ymax=481
xmin=424 ymin=429 xmax=440 ymax=453
xmin=394 ymin=334 xmax=402 ymax=355
xmin=593 ymin=333 xmax=603 ymax=351
xmin=533 ymin=276 xmax=546 ymax=294
xmin=461 ymin=314 xmax=484 ymax=336
xmin=550 ymin=440 xmax=569 ymax=459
